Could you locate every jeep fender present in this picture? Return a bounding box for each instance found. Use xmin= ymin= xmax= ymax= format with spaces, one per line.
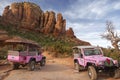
xmin=86 ymin=62 xmax=96 ymax=68
xmin=74 ymin=59 xmax=78 ymax=63
xmin=42 ymin=56 xmax=46 ymax=60
xmin=29 ymin=58 xmax=36 ymax=62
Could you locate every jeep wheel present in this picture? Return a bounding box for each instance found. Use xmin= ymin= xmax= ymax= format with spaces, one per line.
xmin=13 ymin=63 xmax=20 ymax=70
xmin=114 ymin=69 xmax=120 ymax=79
xmin=40 ymin=59 xmax=46 ymax=66
xmin=88 ymin=66 xmax=97 ymax=80
xmin=74 ymin=62 xmax=80 ymax=72
xmin=28 ymin=61 xmax=35 ymax=71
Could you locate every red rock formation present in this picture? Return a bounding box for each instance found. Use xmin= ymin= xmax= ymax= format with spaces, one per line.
xmin=2 ymin=6 xmax=15 ymax=24
xmin=2 ymin=2 xmax=43 ymax=29
xmin=1 ymin=2 xmax=90 ymax=45
xmin=54 ymin=13 xmax=66 ymax=36
xmin=43 ymin=11 xmax=56 ymax=34
xmin=66 ymin=27 xmax=76 ymax=38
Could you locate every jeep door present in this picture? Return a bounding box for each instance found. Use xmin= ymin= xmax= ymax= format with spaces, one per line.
xmin=73 ymin=48 xmax=85 ymax=66
xmin=78 ymin=48 xmax=85 ymax=66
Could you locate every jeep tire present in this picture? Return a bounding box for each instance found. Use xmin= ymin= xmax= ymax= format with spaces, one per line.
xmin=114 ymin=69 xmax=120 ymax=79
xmin=74 ymin=62 xmax=80 ymax=72
xmin=40 ymin=59 xmax=46 ymax=66
xmin=28 ymin=60 xmax=35 ymax=71
xmin=88 ymin=66 xmax=97 ymax=80
xmin=12 ymin=63 xmax=20 ymax=70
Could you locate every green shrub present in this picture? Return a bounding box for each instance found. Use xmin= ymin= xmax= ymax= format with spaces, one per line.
xmin=0 ymin=48 xmax=7 ymax=60
xmin=102 ymin=48 xmax=120 ymax=60
xmin=0 ymin=24 xmax=74 ymax=58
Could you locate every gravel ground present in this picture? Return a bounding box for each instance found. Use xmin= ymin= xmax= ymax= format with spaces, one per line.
xmin=3 ymin=62 xmax=120 ymax=80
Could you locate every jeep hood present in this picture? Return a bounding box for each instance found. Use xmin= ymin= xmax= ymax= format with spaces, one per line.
xmin=85 ymin=55 xmax=113 ymax=62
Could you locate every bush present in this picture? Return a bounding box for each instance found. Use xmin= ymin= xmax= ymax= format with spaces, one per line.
xmin=0 ymin=24 xmax=75 ymax=58
xmin=0 ymin=48 xmax=7 ymax=60
xmin=102 ymin=48 xmax=120 ymax=60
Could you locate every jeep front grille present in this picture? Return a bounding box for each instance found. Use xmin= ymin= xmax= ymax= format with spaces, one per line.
xmin=104 ymin=60 xmax=114 ymax=66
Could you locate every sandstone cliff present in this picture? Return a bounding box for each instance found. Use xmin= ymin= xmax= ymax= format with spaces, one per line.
xmin=1 ymin=2 xmax=90 ymax=45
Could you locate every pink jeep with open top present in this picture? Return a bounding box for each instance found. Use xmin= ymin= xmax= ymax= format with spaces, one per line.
xmin=73 ymin=46 xmax=120 ymax=80
xmin=6 ymin=37 xmax=46 ymax=71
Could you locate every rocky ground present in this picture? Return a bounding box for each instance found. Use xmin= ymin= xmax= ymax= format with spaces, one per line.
xmin=0 ymin=55 xmax=120 ymax=80
xmin=0 ymin=60 xmax=12 ymax=80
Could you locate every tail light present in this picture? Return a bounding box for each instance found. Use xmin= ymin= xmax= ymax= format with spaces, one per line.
xmin=106 ymin=58 xmax=110 ymax=64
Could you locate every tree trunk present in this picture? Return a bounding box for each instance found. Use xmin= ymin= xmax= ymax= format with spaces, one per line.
xmin=112 ymin=42 xmax=119 ymax=51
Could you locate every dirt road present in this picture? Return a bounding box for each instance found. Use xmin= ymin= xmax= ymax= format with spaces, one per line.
xmin=3 ymin=62 xmax=119 ymax=80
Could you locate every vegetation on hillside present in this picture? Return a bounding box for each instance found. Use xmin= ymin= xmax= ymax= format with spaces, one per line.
xmin=0 ymin=24 xmax=75 ymax=58
xmin=0 ymin=23 xmax=120 ymax=60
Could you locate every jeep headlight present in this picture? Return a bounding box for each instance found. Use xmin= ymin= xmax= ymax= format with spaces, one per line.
xmin=98 ymin=61 xmax=103 ymax=65
xmin=113 ymin=60 xmax=118 ymax=64
xmin=113 ymin=60 xmax=118 ymax=66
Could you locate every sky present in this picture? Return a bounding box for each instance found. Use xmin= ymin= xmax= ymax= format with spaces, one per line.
xmin=0 ymin=0 xmax=120 ymax=48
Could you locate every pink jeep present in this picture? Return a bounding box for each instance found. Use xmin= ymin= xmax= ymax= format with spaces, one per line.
xmin=6 ymin=37 xmax=46 ymax=71
xmin=73 ymin=46 xmax=120 ymax=80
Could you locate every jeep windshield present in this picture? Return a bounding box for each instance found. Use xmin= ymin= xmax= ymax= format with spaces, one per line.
xmin=84 ymin=48 xmax=102 ymax=56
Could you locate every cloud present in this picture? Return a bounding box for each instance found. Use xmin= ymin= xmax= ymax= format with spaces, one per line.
xmin=63 ymin=0 xmax=120 ymax=20
xmin=76 ymin=31 xmax=112 ymax=47
xmin=63 ymin=0 xmax=110 ymax=20
xmin=113 ymin=1 xmax=120 ymax=10
xmin=62 ymin=0 xmax=120 ymax=48
xmin=66 ymin=20 xmax=111 ymax=47
xmin=67 ymin=20 xmax=105 ymax=35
